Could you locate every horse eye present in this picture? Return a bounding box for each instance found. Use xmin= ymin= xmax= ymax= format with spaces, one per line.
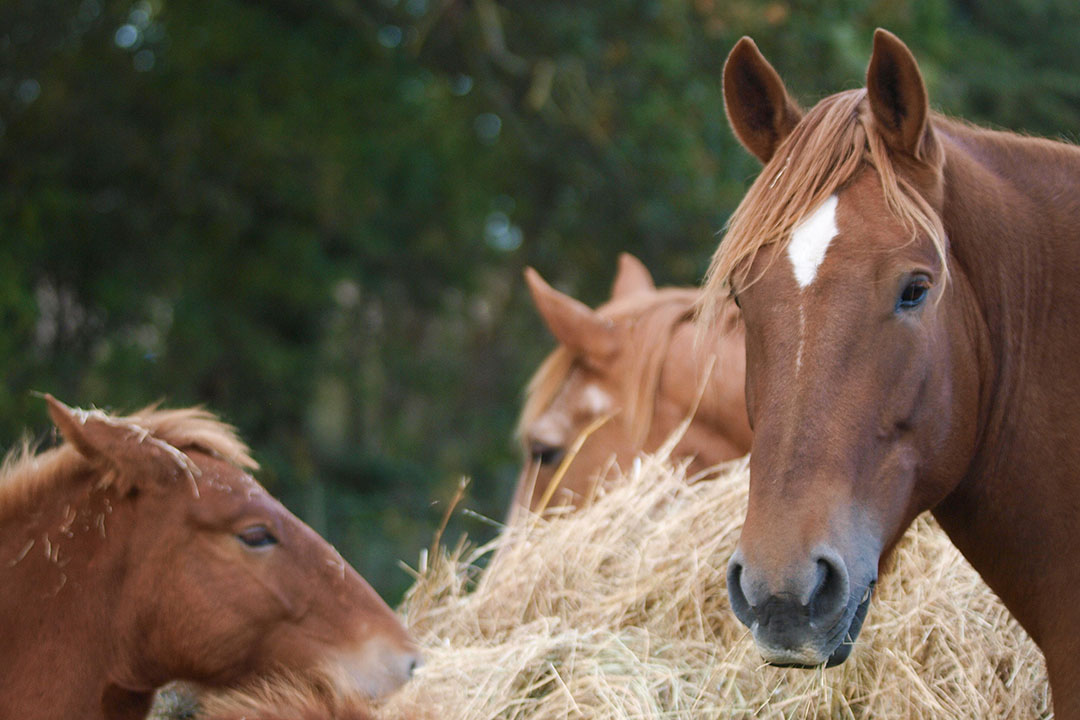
xmin=529 ymin=441 xmax=564 ymax=467
xmin=236 ymin=525 xmax=278 ymax=548
xmin=897 ymin=278 xmax=930 ymax=311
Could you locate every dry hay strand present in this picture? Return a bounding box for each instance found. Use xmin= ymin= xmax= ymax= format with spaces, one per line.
xmin=380 ymin=453 xmax=1050 ymax=719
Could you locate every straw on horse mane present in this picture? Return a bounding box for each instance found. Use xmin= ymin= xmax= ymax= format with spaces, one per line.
xmin=0 ymin=404 xmax=257 ymax=522
xmin=700 ymin=89 xmax=947 ymax=326
xmin=516 ymin=288 xmax=700 ymax=448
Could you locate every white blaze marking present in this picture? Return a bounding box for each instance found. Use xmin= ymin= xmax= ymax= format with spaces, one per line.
xmin=787 ymin=195 xmax=839 ymax=289
xmin=795 ymin=306 xmax=806 ymax=372
xmin=582 ymin=384 xmax=613 ymax=415
xmin=531 ymin=412 xmax=568 ymax=448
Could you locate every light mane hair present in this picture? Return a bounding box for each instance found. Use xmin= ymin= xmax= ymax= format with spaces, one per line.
xmin=700 ymin=89 xmax=947 ymax=325
xmin=197 ymin=670 xmax=376 ymax=720
xmin=0 ymin=404 xmax=257 ymax=521
xmin=517 ymin=287 xmax=701 ymax=448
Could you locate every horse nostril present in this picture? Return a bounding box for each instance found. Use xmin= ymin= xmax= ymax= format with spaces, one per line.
xmin=808 ymin=550 xmax=849 ymax=624
xmin=725 ymin=553 xmax=754 ymax=626
xmin=406 ymin=654 xmax=423 ymax=678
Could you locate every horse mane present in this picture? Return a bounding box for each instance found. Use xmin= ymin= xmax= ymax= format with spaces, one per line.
xmin=517 ymin=287 xmax=700 ymax=448
xmin=700 ymin=88 xmax=947 ymax=325
xmin=0 ymin=404 xmax=257 ymax=521
xmin=196 ymin=671 xmax=379 ymax=720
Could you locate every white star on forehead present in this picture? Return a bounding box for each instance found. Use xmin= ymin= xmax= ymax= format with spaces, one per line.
xmin=787 ymin=195 xmax=839 ymax=288
xmin=581 ymin=384 xmax=613 ymax=415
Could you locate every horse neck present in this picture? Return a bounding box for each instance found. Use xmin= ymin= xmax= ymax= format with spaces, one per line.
xmin=932 ymin=120 xmax=1080 ymax=667
xmin=0 ymin=473 xmax=143 ymax=719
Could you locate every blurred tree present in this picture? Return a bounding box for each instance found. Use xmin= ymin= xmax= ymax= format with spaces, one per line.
xmin=2 ymin=0 xmax=1079 ymax=599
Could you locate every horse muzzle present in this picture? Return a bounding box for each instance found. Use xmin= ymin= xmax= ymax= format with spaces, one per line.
xmin=727 ymin=545 xmax=877 ymax=667
xmin=332 ymin=637 xmax=422 ymax=699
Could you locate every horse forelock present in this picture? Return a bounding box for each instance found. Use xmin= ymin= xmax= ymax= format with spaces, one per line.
xmin=516 ymin=288 xmax=698 ymax=448
xmin=0 ymin=405 xmax=257 ymax=522
xmin=516 ymin=346 xmax=575 ymax=442
xmin=125 ymin=406 xmax=258 ymax=471
xmin=701 ymin=88 xmax=948 ymax=325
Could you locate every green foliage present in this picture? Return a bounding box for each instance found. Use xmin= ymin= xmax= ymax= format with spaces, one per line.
xmin=3 ymin=0 xmax=1080 ymax=599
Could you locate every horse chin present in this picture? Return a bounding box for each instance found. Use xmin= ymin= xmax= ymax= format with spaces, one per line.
xmin=823 ymin=581 xmax=874 ymax=667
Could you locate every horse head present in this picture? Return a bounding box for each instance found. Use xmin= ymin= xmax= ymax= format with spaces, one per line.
xmin=711 ymin=31 xmax=982 ymax=667
xmin=514 ymin=255 xmax=749 ymax=514
xmin=43 ymin=396 xmax=420 ymax=709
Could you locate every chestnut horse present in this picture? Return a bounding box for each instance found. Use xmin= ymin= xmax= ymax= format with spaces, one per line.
xmin=703 ymin=29 xmax=1080 ymax=715
xmin=0 ymin=396 xmax=419 ymax=720
xmin=514 ymin=254 xmax=750 ymax=513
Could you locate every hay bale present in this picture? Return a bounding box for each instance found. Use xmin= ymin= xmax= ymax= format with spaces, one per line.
xmin=380 ymin=454 xmax=1050 ymax=719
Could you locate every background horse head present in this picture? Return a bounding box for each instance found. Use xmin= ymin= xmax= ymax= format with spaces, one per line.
xmin=513 ymin=254 xmax=750 ymax=513
xmin=706 ymin=29 xmax=1080 ymax=714
xmin=0 ymin=396 xmax=419 ymax=720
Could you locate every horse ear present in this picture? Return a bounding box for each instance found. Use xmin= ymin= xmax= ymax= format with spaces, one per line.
xmin=723 ymin=36 xmax=803 ymax=164
xmin=46 ymin=395 xmax=113 ymax=464
xmin=866 ymin=29 xmax=933 ymax=159
xmin=524 ymin=267 xmax=617 ymax=361
xmin=611 ymin=253 xmax=655 ymax=299
xmin=45 ymin=395 xmax=195 ymax=491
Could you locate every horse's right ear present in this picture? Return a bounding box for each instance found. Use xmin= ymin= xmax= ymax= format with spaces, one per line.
xmin=723 ymin=37 xmax=803 ymax=164
xmin=866 ymin=29 xmax=934 ymax=160
xmin=46 ymin=395 xmax=112 ymax=464
xmin=45 ymin=395 xmax=196 ymax=492
xmin=524 ymin=267 xmax=617 ymax=361
xmin=611 ymin=253 xmax=655 ymax=299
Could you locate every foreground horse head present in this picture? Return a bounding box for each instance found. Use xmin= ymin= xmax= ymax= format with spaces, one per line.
xmin=513 ymin=254 xmax=749 ymax=513
xmin=708 ymin=29 xmax=1080 ymax=712
xmin=0 ymin=396 xmax=418 ymax=720
xmin=711 ymin=30 xmax=981 ymax=669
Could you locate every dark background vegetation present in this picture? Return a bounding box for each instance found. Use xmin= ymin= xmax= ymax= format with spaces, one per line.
xmin=3 ymin=0 xmax=1079 ymax=601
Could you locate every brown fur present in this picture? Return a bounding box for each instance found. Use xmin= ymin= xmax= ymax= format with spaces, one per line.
xmin=514 ymin=255 xmax=750 ymax=513
xmin=0 ymin=396 xmax=418 ymax=720
xmin=713 ymin=29 xmax=1080 ymax=717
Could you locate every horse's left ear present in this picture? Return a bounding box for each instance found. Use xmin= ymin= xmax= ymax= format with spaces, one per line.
xmin=866 ymin=29 xmax=933 ymax=159
xmin=611 ymin=253 xmax=655 ymax=299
